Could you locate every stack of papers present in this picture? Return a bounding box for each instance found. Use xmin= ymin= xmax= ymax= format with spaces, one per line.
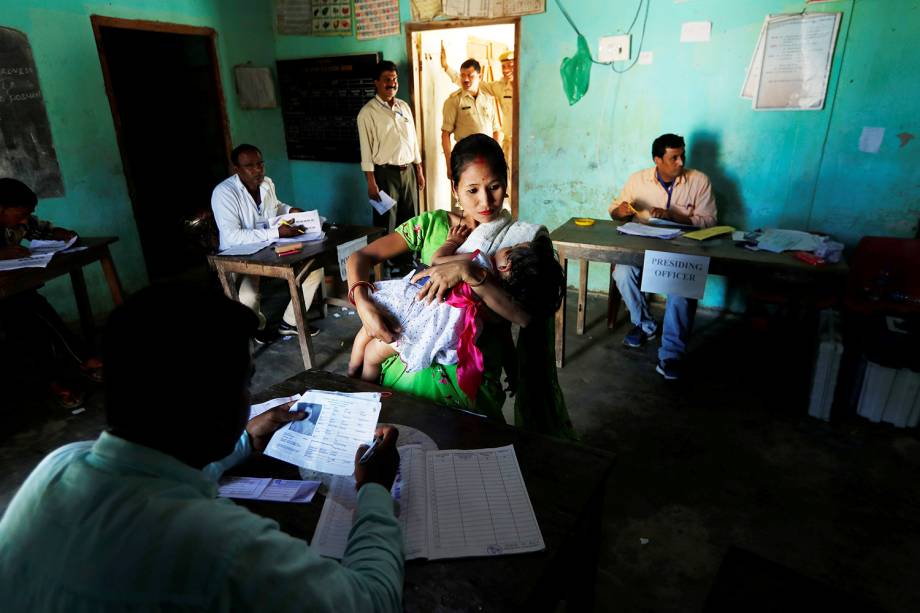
xmin=747 ymin=229 xmax=825 ymax=253
xmin=0 ymin=236 xmax=79 ymax=271
xmin=312 ymin=444 xmax=545 ymax=560
xmin=218 ymin=476 xmax=320 ymax=503
xmin=219 ymin=241 xmax=272 ymax=256
xmin=264 ymin=390 xmax=382 ymax=475
xmin=617 ymin=222 xmax=682 ymax=240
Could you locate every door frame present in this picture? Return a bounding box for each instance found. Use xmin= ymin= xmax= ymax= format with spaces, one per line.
xmin=89 ymin=15 xmax=233 ymax=233
xmin=406 ymin=18 xmax=520 ymax=218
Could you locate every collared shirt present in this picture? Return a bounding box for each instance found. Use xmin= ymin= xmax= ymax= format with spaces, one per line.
xmin=446 ymin=68 xmax=513 ymax=134
xmin=611 ymin=167 xmax=718 ymax=228
xmin=211 ymin=174 xmax=292 ymax=251
xmin=0 ymin=431 xmax=404 ymax=612
xmin=441 ymin=88 xmax=498 ymax=142
xmin=357 ymin=95 xmax=422 ymax=173
xmin=1 ymin=215 xmax=55 ymax=248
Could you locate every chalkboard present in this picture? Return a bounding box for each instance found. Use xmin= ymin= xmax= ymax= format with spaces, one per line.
xmin=0 ymin=27 xmax=64 ymax=198
xmin=276 ymin=53 xmax=379 ymax=163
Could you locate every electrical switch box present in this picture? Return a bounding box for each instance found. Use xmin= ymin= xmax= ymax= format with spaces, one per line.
xmin=599 ymin=35 xmax=631 ymax=62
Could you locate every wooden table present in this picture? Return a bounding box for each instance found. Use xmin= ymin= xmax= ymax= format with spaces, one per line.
xmin=236 ymin=370 xmax=614 ymax=612
xmin=208 ymin=225 xmax=384 ymax=369
xmin=0 ymin=236 xmax=124 ymax=342
xmin=550 ymin=218 xmax=849 ymax=367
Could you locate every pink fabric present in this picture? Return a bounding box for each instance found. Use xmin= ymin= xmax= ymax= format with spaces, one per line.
xmin=445 ymin=282 xmax=484 ymax=403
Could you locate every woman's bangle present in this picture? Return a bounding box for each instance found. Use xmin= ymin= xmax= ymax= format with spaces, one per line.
xmin=348 ymin=281 xmax=375 ymax=305
xmin=466 ymin=267 xmax=488 ymax=288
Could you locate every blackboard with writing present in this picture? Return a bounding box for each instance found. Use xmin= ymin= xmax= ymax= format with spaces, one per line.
xmin=0 ymin=27 xmax=64 ymax=198
xmin=277 ymin=53 xmax=379 ymax=163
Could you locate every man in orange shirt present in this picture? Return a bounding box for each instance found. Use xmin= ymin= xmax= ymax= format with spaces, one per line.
xmin=608 ymin=133 xmax=717 ymax=380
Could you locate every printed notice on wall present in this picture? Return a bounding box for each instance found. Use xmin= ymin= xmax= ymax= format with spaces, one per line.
xmin=443 ymin=0 xmax=544 ymax=19
xmin=640 ymin=250 xmax=710 ymax=300
xmin=356 ymin=0 xmax=401 ymax=40
xmin=742 ymin=12 xmax=841 ymax=111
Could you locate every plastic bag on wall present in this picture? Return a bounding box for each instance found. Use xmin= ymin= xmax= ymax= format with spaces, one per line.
xmin=560 ymin=34 xmax=591 ymax=106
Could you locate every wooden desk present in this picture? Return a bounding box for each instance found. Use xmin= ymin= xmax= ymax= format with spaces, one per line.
xmin=208 ymin=226 xmax=384 ymax=370
xmin=237 ymin=370 xmax=614 ymax=612
xmin=550 ymin=218 xmax=849 ymax=367
xmin=0 ymin=236 xmax=124 ymax=342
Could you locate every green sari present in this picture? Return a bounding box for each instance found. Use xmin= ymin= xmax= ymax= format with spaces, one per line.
xmin=379 ymin=210 xmax=576 ymax=439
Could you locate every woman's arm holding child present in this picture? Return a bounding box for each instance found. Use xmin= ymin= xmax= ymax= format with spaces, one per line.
xmin=430 ymin=225 xmax=470 ymax=264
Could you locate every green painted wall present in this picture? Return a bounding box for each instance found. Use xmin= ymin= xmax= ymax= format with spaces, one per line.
xmin=1 ymin=0 xmax=289 ymax=321
xmin=7 ymin=0 xmax=917 ymax=320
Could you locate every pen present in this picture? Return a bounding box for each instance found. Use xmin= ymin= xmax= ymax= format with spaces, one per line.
xmin=280 ymin=219 xmax=306 ymax=234
xmin=359 ymin=435 xmax=383 ymax=464
xmin=627 ymin=202 xmax=640 ymax=215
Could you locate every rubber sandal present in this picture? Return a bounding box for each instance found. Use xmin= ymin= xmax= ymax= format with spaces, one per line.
xmin=50 ymin=383 xmax=85 ymax=410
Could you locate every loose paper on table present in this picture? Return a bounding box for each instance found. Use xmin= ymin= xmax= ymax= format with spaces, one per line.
xmin=219 ymin=241 xmax=272 ymax=256
xmin=617 ymin=222 xmax=682 ymax=240
xmin=312 ymin=444 xmax=545 ymax=560
xmin=0 ymin=236 xmax=79 ymax=271
xmin=264 ymin=390 xmax=381 ymax=475
xmin=218 ymin=476 xmax=320 ymax=503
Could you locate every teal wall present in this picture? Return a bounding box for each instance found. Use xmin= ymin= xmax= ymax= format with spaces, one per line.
xmin=1 ymin=0 xmax=288 ymax=321
xmin=6 ymin=0 xmax=918 ymax=319
xmin=517 ymin=0 xmax=919 ymax=304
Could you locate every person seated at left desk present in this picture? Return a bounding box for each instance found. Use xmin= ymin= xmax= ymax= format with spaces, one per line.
xmin=211 ymin=143 xmax=323 ymax=340
xmin=0 ymin=177 xmax=103 ymax=410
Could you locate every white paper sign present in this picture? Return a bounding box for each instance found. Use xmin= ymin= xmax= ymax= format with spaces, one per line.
xmin=680 ymin=21 xmax=711 ymax=43
xmin=336 ymin=236 xmax=368 ymax=281
xmin=641 ymin=250 xmax=710 ymax=299
xmin=269 ymin=210 xmax=322 ymax=235
xmin=638 ymin=51 xmax=654 ymax=65
xmin=858 ymin=127 xmax=885 ymax=154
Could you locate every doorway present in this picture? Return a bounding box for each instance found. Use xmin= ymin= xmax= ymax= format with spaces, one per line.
xmin=91 ymin=16 xmax=231 ymax=280
xmin=407 ymin=19 xmax=519 ymax=217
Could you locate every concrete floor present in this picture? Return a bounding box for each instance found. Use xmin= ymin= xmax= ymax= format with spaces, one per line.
xmin=2 ymin=282 xmax=919 ymax=612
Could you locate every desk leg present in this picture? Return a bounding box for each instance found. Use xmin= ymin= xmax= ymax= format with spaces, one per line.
xmin=70 ymin=267 xmax=95 ymax=343
xmin=555 ymin=252 xmax=568 ymax=369
xmin=576 ymin=260 xmax=588 ymax=335
xmin=99 ymin=247 xmax=124 ymax=305
xmin=607 ymin=264 xmax=622 ymax=330
xmin=286 ymin=271 xmax=316 ymax=370
xmin=215 ymin=265 xmax=239 ymax=301
xmin=373 ymin=262 xmax=383 ymax=282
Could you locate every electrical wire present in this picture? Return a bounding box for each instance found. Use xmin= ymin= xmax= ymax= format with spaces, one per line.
xmin=554 ymin=0 xmax=651 ymax=74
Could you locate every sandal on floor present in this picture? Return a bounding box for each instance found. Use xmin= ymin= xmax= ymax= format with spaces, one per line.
xmin=79 ymin=359 xmax=104 ymax=384
xmin=50 ymin=383 xmax=85 ymax=410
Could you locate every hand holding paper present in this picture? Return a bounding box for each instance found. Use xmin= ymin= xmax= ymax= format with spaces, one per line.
xmin=369 ymin=190 xmax=397 ymax=215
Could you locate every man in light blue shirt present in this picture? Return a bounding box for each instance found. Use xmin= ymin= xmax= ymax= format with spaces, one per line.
xmin=0 ymin=284 xmax=403 ymax=612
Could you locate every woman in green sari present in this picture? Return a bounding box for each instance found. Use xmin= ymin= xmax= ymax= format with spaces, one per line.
xmin=346 ymin=135 xmax=575 ymax=439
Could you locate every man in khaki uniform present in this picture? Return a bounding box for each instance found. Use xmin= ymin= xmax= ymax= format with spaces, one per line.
xmin=441 ymin=46 xmax=515 ymax=167
xmin=440 ymin=58 xmax=499 ymax=181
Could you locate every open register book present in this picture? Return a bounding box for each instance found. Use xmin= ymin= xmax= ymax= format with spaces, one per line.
xmin=311 ymin=444 xmax=545 ymax=560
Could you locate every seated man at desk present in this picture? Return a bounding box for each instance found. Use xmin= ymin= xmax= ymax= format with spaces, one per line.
xmin=0 ymin=285 xmax=404 ymax=612
xmin=211 ymin=143 xmax=323 ymax=339
xmin=0 ymin=178 xmax=103 ymax=409
xmin=608 ymin=133 xmax=717 ymax=380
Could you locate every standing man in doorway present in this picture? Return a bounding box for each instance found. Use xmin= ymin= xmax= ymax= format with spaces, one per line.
xmin=441 ymin=59 xmax=499 ymax=181
xmin=357 ymin=61 xmax=425 ymax=235
xmin=211 ymin=144 xmax=323 ymax=339
xmin=608 ymin=133 xmax=717 ymax=381
xmin=441 ymin=45 xmax=514 ymax=169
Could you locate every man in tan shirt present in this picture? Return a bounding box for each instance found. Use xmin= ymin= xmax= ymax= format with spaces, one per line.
xmin=441 ymin=59 xmax=500 ymax=181
xmin=609 ymin=133 xmax=718 ymax=380
xmin=441 ymin=47 xmax=515 ymax=166
xmin=357 ymin=61 xmax=425 ymax=233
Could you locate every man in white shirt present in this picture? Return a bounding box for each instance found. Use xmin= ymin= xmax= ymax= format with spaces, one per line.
xmin=211 ymin=144 xmax=323 ymax=338
xmin=0 ymin=284 xmax=404 ymax=612
xmin=357 ymin=61 xmax=425 ymax=234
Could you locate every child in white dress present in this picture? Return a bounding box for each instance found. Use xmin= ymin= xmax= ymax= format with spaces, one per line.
xmin=347 ymin=227 xmax=564 ymax=393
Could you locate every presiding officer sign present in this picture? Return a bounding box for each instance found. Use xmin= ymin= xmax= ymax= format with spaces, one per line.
xmin=640 ymin=250 xmax=710 ymax=299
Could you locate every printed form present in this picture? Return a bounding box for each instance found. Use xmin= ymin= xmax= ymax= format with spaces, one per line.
xmin=264 ymin=390 xmax=382 ymax=475
xmin=311 ymin=444 xmax=544 ymax=560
